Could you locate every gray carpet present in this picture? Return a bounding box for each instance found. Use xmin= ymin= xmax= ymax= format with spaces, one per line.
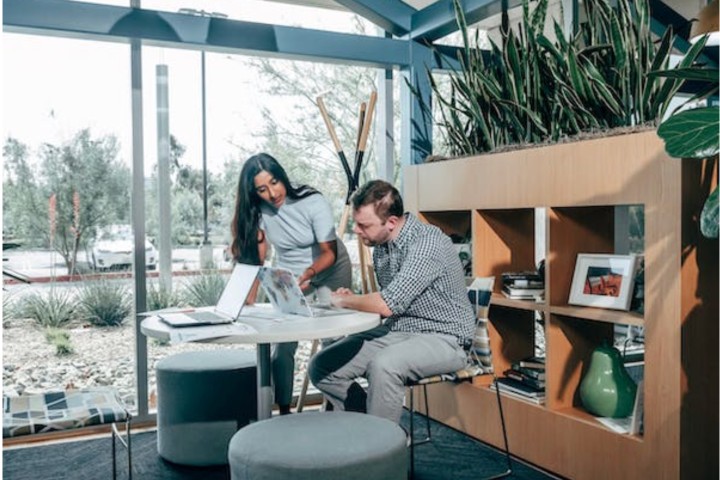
xmin=3 ymin=411 xmax=557 ymax=479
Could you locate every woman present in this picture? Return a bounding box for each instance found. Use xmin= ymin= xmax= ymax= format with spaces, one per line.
xmin=231 ymin=152 xmax=352 ymax=415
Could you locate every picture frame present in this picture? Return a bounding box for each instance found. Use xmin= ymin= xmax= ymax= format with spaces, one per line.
xmin=568 ymin=253 xmax=639 ymax=311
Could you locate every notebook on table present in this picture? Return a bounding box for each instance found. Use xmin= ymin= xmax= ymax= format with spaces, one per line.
xmin=159 ymin=264 xmax=260 ymax=327
xmin=257 ymin=266 xmax=353 ymax=318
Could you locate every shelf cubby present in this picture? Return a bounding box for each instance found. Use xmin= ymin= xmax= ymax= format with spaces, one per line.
xmin=487 ymin=305 xmax=536 ymax=375
xmin=417 ymin=210 xmax=471 ymax=239
xmin=545 ymin=314 xmax=614 ymax=410
xmin=473 ymin=208 xmax=536 ymax=285
xmin=404 ymin=131 xmax=718 ymax=479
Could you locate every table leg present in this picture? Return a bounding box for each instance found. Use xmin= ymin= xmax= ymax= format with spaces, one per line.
xmin=257 ymin=343 xmax=273 ymax=420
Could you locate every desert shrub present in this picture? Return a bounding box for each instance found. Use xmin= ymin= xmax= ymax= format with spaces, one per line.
xmin=3 ymin=291 xmax=20 ymax=327
xmin=147 ymin=281 xmax=185 ymax=311
xmin=45 ymin=327 xmax=74 ymax=356
xmin=19 ymin=288 xmax=76 ymax=328
xmin=181 ymin=270 xmax=228 ymax=307
xmin=77 ymin=279 xmax=132 ymax=327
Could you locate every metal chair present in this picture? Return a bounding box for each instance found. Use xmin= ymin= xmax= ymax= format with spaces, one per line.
xmin=111 ymin=411 xmax=132 ymax=480
xmin=406 ymin=277 xmax=512 ymax=479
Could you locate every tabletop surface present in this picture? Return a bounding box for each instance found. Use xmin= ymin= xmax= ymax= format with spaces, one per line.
xmin=140 ymin=304 xmax=381 ymax=345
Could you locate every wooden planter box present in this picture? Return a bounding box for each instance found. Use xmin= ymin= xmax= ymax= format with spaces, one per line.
xmin=403 ymin=130 xmax=718 ymax=479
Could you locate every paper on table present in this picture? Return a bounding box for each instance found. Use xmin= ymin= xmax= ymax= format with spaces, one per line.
xmin=168 ymin=322 xmax=258 ymax=344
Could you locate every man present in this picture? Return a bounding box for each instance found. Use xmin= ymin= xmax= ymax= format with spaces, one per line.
xmin=308 ymin=180 xmax=475 ymax=423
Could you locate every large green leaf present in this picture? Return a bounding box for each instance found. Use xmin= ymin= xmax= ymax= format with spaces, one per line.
xmin=657 ymin=107 xmax=720 ymax=159
xmin=649 ymin=67 xmax=720 ymax=83
xmin=701 ymin=186 xmax=719 ymax=239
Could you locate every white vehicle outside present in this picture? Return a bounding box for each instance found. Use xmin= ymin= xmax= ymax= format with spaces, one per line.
xmin=91 ymin=225 xmax=158 ymax=271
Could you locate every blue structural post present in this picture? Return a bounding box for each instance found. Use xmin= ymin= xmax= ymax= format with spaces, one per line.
xmin=400 ymin=40 xmax=433 ymax=166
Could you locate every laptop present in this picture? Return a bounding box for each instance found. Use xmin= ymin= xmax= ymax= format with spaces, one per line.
xmin=159 ymin=264 xmax=260 ymax=327
xmin=257 ymin=266 xmax=353 ymax=318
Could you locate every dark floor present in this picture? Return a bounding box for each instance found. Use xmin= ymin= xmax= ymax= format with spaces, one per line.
xmin=3 ymin=411 xmax=559 ymax=479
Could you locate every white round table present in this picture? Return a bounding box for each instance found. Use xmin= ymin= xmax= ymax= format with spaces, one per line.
xmin=141 ymin=304 xmax=381 ymax=420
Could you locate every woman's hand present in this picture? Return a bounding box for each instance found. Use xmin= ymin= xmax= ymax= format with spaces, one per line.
xmin=297 ymin=266 xmax=316 ymax=292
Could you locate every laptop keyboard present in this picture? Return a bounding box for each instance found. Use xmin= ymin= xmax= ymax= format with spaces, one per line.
xmin=184 ymin=311 xmax=229 ymax=323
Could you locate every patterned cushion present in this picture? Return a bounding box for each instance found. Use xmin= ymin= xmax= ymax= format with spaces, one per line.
xmin=469 ymin=316 xmax=494 ymax=374
xmin=3 ymin=388 xmax=128 ymax=438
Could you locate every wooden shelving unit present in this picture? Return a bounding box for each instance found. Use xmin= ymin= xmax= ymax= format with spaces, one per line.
xmin=404 ymin=131 xmax=718 ymax=479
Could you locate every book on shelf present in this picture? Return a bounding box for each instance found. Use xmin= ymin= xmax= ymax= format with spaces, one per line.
xmin=504 ymin=369 xmax=546 ymax=390
xmin=502 ymin=284 xmax=544 ymax=296
xmin=490 ymin=383 xmax=545 ymax=405
xmin=508 ymin=364 xmax=546 ymax=380
xmin=496 ymin=377 xmax=545 ymax=398
xmin=596 ymin=416 xmax=633 ymax=434
xmin=501 ymin=271 xmax=543 ymax=286
xmin=630 ymin=380 xmax=644 ymax=435
xmin=515 ymin=356 xmax=546 ymax=370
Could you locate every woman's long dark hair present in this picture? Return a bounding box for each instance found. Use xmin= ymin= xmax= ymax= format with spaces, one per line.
xmin=231 ymin=153 xmax=318 ymax=264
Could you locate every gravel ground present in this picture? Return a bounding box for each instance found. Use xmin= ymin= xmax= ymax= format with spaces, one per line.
xmin=2 ymin=317 xmax=314 ymax=410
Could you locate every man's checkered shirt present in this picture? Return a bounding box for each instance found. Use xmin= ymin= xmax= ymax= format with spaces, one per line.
xmin=374 ymin=213 xmax=475 ymax=345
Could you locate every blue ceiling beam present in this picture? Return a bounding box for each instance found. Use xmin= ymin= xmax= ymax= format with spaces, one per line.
xmin=648 ymin=0 xmax=717 ymax=66
xmin=3 ymin=0 xmax=411 ymax=68
xmin=410 ymin=0 xmax=520 ymax=42
xmin=333 ymin=0 xmax=415 ymax=36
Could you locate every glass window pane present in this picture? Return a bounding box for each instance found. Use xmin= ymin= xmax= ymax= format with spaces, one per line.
xmin=144 ymin=0 xmax=378 ymax=35
xmin=3 ymin=34 xmax=141 ymax=408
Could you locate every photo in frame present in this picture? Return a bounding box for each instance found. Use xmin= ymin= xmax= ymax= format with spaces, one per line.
xmin=568 ymin=254 xmax=639 ymax=311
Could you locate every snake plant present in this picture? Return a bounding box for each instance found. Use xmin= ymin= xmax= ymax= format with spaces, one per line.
xmin=430 ymin=0 xmax=680 ymax=157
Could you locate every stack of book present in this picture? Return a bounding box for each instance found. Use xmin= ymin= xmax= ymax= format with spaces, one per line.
xmin=501 ymin=271 xmax=544 ymax=300
xmin=492 ymin=356 xmax=546 ymax=405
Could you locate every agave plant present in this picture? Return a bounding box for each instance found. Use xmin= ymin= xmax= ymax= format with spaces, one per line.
xmin=182 ymin=270 xmax=228 ymax=307
xmin=429 ymin=0 xmax=681 ymax=157
xmin=147 ymin=281 xmax=185 ymax=311
xmin=77 ymin=279 xmax=132 ymax=326
xmin=651 ymin=35 xmax=719 ymax=238
xmin=20 ymin=288 xmax=76 ymax=328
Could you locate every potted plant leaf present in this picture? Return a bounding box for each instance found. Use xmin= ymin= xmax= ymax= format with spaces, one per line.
xmin=651 ymin=35 xmax=719 ymax=238
xmin=425 ymin=0 xmax=684 ymax=158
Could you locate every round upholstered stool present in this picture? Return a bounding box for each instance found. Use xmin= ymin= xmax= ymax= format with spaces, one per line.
xmin=228 ymin=411 xmax=407 ymax=480
xmin=156 ymin=349 xmax=257 ymax=466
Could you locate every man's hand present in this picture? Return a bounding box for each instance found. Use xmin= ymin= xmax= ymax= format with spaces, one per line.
xmin=330 ymin=288 xmax=354 ymax=307
xmin=330 ymin=289 xmax=392 ymax=317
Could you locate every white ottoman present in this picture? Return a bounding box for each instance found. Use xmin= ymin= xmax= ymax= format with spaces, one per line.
xmin=228 ymin=411 xmax=407 ymax=479
xmin=156 ymin=349 xmax=257 ymax=466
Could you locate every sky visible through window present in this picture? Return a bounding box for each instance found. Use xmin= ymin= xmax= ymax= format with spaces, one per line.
xmin=2 ymin=1 xmax=376 ymax=176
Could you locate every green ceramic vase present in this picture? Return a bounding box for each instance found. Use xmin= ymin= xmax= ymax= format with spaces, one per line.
xmin=579 ymin=344 xmax=637 ymax=418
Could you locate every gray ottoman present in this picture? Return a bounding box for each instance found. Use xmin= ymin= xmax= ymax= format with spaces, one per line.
xmin=228 ymin=411 xmax=407 ymax=480
xmin=156 ymin=349 xmax=257 ymax=466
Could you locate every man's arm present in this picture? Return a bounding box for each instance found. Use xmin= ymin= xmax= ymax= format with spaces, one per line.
xmin=331 ymin=289 xmax=392 ymax=317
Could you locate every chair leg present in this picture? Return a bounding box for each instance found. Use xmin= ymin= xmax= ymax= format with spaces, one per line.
xmin=408 ymin=383 xmax=435 ymax=479
xmin=111 ymin=412 xmax=133 ymax=480
xmin=409 ymin=385 xmax=432 ymax=447
xmin=487 ymin=376 xmax=512 ymax=480
xmin=126 ymin=414 xmax=132 ymax=480
xmin=296 ymin=339 xmax=320 ymax=413
xmin=112 ymin=425 xmax=117 ymax=480
xmin=409 ymin=384 xmax=415 ymax=479
xmin=422 ymin=384 xmax=431 ymax=443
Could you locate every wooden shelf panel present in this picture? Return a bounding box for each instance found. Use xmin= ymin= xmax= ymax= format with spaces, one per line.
xmin=550 ymin=305 xmax=644 ymax=326
xmin=553 ymin=406 xmax=644 ymax=443
xmin=491 ymin=294 xmax=546 ymax=312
